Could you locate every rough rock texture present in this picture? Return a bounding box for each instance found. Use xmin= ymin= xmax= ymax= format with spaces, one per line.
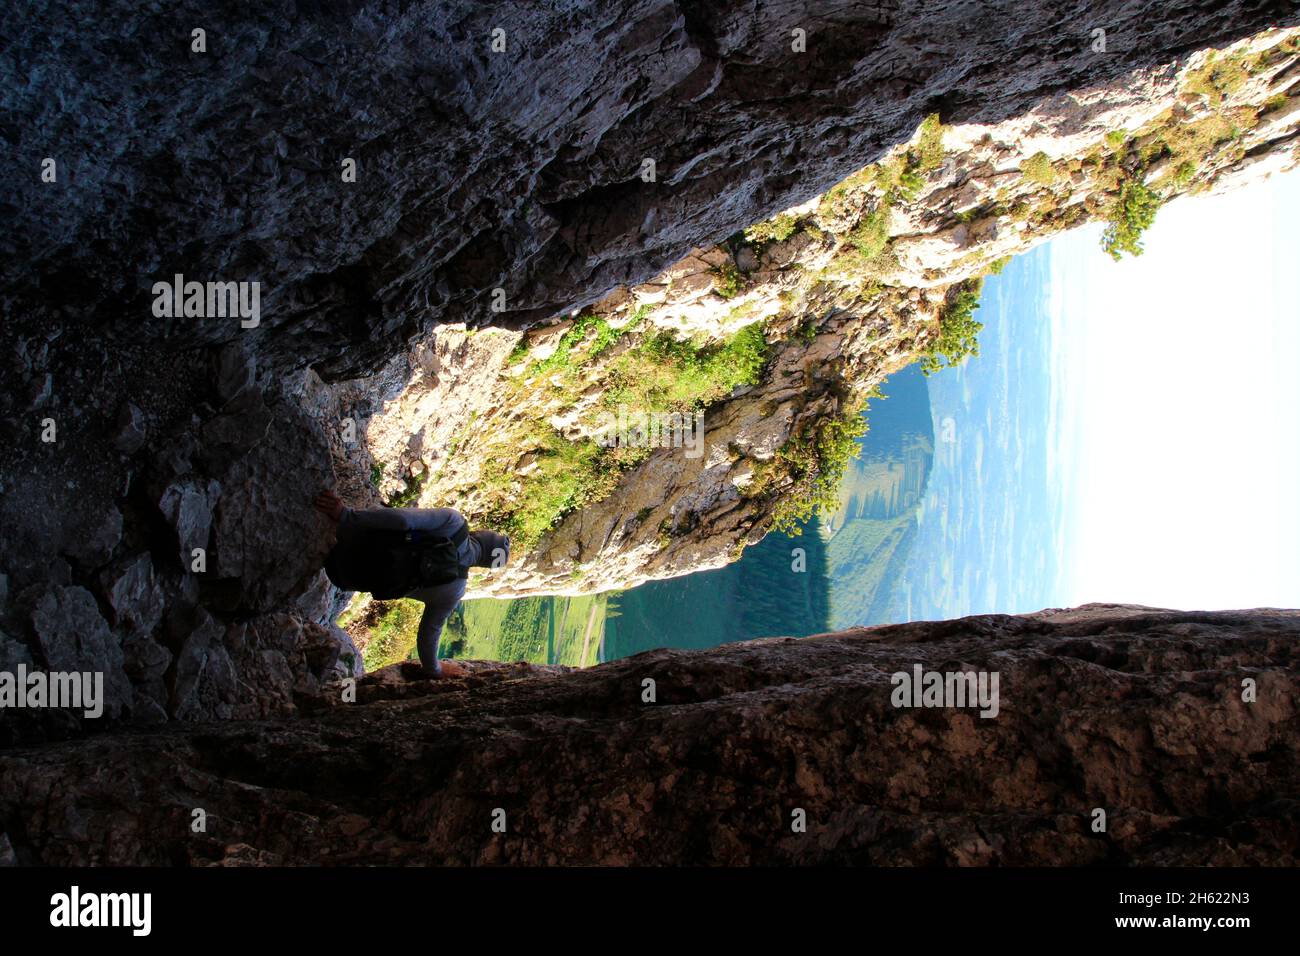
xmin=2 ymin=1 xmax=1298 ymax=732
xmin=0 ymin=365 xmax=363 ymax=745
xmin=0 ymin=605 xmax=1294 ymax=866
xmin=6 ymin=1 xmax=1294 ymax=373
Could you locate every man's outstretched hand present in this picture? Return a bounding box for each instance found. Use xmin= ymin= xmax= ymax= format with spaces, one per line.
xmin=314 ymin=489 xmax=345 ymax=523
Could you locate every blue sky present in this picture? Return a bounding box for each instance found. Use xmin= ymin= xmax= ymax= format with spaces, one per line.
xmin=1047 ymin=168 xmax=1300 ymax=610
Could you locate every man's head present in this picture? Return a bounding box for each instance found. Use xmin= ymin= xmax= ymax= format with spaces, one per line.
xmin=469 ymin=530 xmax=510 ymax=569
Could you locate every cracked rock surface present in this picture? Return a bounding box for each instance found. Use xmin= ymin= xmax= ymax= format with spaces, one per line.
xmin=1 ymin=605 xmax=1295 ymax=865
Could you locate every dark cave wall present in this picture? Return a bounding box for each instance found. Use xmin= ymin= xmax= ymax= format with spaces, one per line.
xmin=3 ymin=1 xmax=1297 ymax=376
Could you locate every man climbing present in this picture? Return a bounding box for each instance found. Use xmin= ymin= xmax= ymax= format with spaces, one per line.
xmin=314 ymin=489 xmax=510 ymax=678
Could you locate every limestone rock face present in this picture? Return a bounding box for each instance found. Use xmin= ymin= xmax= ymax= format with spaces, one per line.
xmin=354 ymin=26 xmax=1300 ymax=599
xmin=0 ymin=606 xmax=1294 ymax=865
xmin=0 ymin=1 xmax=1297 ymax=732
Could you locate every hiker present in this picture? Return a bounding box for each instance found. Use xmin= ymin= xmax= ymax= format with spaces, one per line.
xmin=314 ymin=489 xmax=510 ymax=678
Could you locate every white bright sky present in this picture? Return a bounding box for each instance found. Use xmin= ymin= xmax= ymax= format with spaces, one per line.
xmin=1047 ymin=168 xmax=1300 ymax=611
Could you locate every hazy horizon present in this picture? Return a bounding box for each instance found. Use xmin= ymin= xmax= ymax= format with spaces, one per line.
xmin=1048 ymin=167 xmax=1300 ymax=611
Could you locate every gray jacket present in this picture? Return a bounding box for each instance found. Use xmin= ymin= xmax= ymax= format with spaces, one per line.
xmin=338 ymin=506 xmax=477 ymax=674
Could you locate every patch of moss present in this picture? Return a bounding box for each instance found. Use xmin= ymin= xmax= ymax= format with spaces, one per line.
xmin=605 ymin=322 xmax=769 ymax=413
xmin=726 ymin=300 xmax=759 ymax=323
xmin=1184 ymin=51 xmax=1250 ymax=108
xmin=1261 ymin=92 xmax=1289 ymax=114
xmin=744 ymin=212 xmax=799 ymax=245
xmin=847 ymin=204 xmax=891 ymax=261
xmin=1171 ymin=161 xmax=1197 ymax=189
xmin=1140 ymin=112 xmax=1244 ymax=180
xmin=481 ymin=426 xmax=637 ymax=553
xmin=527 ymin=309 xmax=650 ymax=379
xmin=1021 ymin=151 xmax=1057 ymax=185
xmin=911 ymin=113 xmax=946 ymax=172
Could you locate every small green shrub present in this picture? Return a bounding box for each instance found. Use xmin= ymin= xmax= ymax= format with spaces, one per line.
xmin=713 ymin=262 xmax=743 ymax=299
xmin=1101 ymin=178 xmax=1161 ymax=261
xmin=920 ymin=279 xmax=985 ymax=376
xmin=769 ymin=412 xmax=867 ymax=535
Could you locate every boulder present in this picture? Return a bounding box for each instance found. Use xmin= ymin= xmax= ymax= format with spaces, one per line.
xmin=158 ymin=479 xmax=220 ymax=568
xmin=29 ymin=586 xmax=132 ymax=720
xmin=101 ymin=553 xmax=166 ymax=640
xmin=166 ymin=606 xmax=236 ymax=721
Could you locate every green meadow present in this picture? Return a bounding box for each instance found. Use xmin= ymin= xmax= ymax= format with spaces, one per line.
xmin=443 ymin=593 xmax=608 ymax=666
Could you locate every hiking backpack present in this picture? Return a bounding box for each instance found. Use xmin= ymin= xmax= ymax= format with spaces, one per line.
xmin=325 ymin=522 xmax=470 ymax=599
